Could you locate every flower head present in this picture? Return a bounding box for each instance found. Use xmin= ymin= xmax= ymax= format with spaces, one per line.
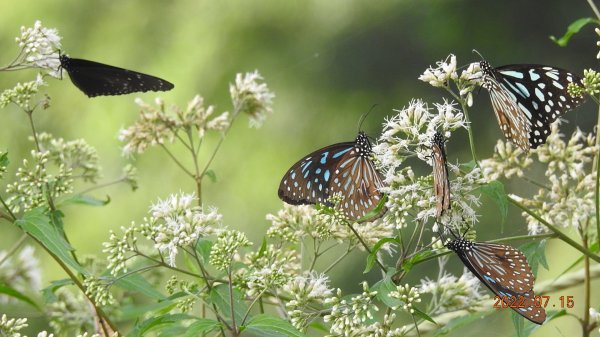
xmin=15 ymin=21 xmax=62 ymax=76
xmin=230 ymin=71 xmax=275 ymax=128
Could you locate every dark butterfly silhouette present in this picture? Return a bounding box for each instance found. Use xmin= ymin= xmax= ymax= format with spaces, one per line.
xmin=59 ymin=54 xmax=174 ymax=97
xmin=431 ymin=132 xmax=450 ymax=218
xmin=445 ymin=235 xmax=546 ymax=324
xmin=480 ymin=61 xmax=585 ymax=151
xmin=278 ymin=132 xmax=386 ymax=222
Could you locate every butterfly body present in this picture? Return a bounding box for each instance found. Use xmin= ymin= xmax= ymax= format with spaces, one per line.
xmin=480 ymin=61 xmax=584 ymax=151
xmin=278 ymin=132 xmax=386 ymax=221
xmin=431 ymin=132 xmax=450 ymax=218
xmin=446 ymin=237 xmax=546 ymax=324
xmin=59 ymin=55 xmax=174 ymax=97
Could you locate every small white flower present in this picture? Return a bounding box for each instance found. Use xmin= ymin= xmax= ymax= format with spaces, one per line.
xmin=15 ymin=21 xmax=62 ymax=77
xmin=230 ymin=71 xmax=275 ymax=128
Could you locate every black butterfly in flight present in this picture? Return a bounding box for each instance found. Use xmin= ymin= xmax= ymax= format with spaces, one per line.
xmin=480 ymin=61 xmax=585 ymax=151
xmin=445 ymin=234 xmax=546 ymax=324
xmin=278 ymin=132 xmax=386 ymax=222
xmin=431 ymin=132 xmax=450 ymax=219
xmin=59 ymin=54 xmax=174 ymax=97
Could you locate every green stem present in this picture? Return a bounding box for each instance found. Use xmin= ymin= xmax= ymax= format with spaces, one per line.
xmin=582 ymin=231 xmax=591 ymax=337
xmin=322 ymin=245 xmax=354 ymax=274
xmin=509 ymin=196 xmax=600 ymax=263
xmin=159 ymin=144 xmax=195 ymax=178
xmin=447 ymin=89 xmax=479 ymax=166
xmin=587 ymin=0 xmax=600 ymax=19
xmin=346 ymin=222 xmax=387 ymax=273
xmin=594 ymin=96 xmax=600 ymax=249
xmin=0 ymin=234 xmax=27 ymax=266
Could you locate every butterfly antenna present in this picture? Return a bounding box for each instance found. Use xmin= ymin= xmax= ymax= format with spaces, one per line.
xmin=472 ymin=49 xmax=485 ymax=62
xmin=357 ymin=104 xmax=379 ymax=133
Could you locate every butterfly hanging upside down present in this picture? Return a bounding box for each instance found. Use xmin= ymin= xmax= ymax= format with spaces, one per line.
xmin=479 ymin=61 xmax=585 ymax=151
xmin=278 ymin=132 xmax=387 ymax=222
xmin=445 ymin=234 xmax=546 ymax=324
xmin=59 ymin=54 xmax=174 ymax=97
xmin=431 ymin=132 xmax=450 ymax=219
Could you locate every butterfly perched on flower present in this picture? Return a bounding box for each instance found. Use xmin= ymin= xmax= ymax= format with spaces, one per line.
xmin=431 ymin=132 xmax=450 ymax=218
xmin=479 ymin=61 xmax=585 ymax=151
xmin=445 ymin=235 xmax=546 ymax=324
xmin=278 ymin=132 xmax=386 ymax=222
xmin=59 ymin=54 xmax=174 ymax=97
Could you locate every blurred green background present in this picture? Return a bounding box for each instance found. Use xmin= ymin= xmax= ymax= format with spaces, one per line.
xmin=1 ymin=0 xmax=599 ymax=336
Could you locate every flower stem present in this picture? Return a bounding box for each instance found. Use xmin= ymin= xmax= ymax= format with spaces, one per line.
xmin=582 ymin=231 xmax=591 ymax=337
xmin=594 ymin=95 xmax=600 ymax=248
xmin=509 ymin=196 xmax=600 ymax=263
xmin=447 ymin=89 xmax=479 ymax=166
xmin=346 ymin=222 xmax=387 ymax=273
xmin=587 ymin=0 xmax=600 ymax=19
xmin=0 ymin=234 xmax=27 ymax=266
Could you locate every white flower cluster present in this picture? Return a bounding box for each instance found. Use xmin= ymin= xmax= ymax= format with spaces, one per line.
xmin=146 ymin=193 xmax=222 ymax=266
xmin=0 ymin=246 xmax=41 ymax=299
xmin=83 ymin=277 xmax=115 ymax=307
xmin=230 ymin=71 xmax=275 ymax=128
xmin=239 ymin=244 xmax=301 ymax=297
xmin=496 ymin=126 xmax=599 ymax=235
xmin=373 ymin=98 xmax=483 ymax=229
xmin=323 ymin=282 xmax=378 ymax=337
xmin=266 ymin=203 xmax=320 ymax=243
xmin=590 ymin=307 xmax=600 ymax=333
xmin=0 ymin=314 xmax=28 ymax=336
xmin=14 ymin=20 xmax=62 ymax=76
xmin=481 ymin=140 xmax=532 ymax=180
xmin=209 ymin=229 xmax=252 ymax=271
xmin=0 ymin=74 xmax=47 ymax=111
xmin=119 ymin=95 xmax=229 ymax=156
xmin=389 ymin=283 xmax=422 ymax=314
xmin=283 ymin=272 xmax=333 ymax=330
xmin=418 ymin=54 xmax=481 ymax=106
xmin=419 ymin=267 xmax=489 ymax=314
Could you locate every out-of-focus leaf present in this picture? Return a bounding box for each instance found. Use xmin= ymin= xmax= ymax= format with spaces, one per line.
xmin=413 ymin=307 xmax=437 ymax=325
xmin=356 ymin=195 xmax=388 ymax=223
xmin=114 ymin=272 xmax=166 ymax=300
xmin=195 ymin=238 xmax=213 ymax=263
xmin=479 ymin=180 xmax=508 ymax=225
xmin=0 ymin=283 xmax=39 ymax=309
xmin=550 ymin=17 xmax=600 ymax=47
xmin=433 ymin=310 xmax=494 ymax=336
xmin=59 ymin=194 xmax=110 ymax=206
xmin=182 ymin=319 xmax=221 ymax=337
xmin=128 ymin=314 xmax=195 ymax=337
xmin=519 ymin=240 xmax=548 ymax=276
xmin=209 ymin=283 xmax=248 ymax=323
xmin=42 ymin=279 xmax=73 ymax=302
xmin=205 ymin=169 xmax=217 ymax=183
xmin=373 ymin=269 xmax=402 ymax=308
xmin=243 ymin=314 xmax=307 ymax=337
xmin=511 ymin=311 xmax=525 ymax=337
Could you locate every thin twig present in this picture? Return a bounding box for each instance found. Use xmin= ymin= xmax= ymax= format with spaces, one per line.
xmin=0 ymin=234 xmax=28 ymax=266
xmin=346 ymin=222 xmax=387 ymax=273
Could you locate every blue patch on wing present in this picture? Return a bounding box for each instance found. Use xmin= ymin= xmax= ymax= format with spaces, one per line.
xmin=332 ymin=147 xmax=352 ymax=158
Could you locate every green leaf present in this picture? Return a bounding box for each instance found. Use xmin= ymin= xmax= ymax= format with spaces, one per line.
xmin=372 ymin=270 xmax=402 ymax=308
xmin=0 ymin=283 xmax=39 ymax=309
xmin=205 ymin=169 xmax=217 ymax=183
xmin=0 ymin=152 xmax=9 ymax=167
xmin=195 ymin=238 xmax=213 ymax=263
xmin=356 ymin=194 xmax=388 ymax=223
xmin=550 ymin=17 xmax=600 ymax=47
xmin=243 ymin=314 xmax=307 ymax=337
xmin=459 ymin=160 xmax=476 ymax=171
xmin=364 ymin=237 xmax=398 ymax=273
xmin=15 ymin=208 xmax=86 ymax=274
xmin=412 ymin=307 xmax=437 ymax=325
xmin=41 ymin=279 xmax=73 ymax=302
xmin=59 ymin=194 xmax=110 ymax=207
xmin=120 ymin=300 xmax=178 ymax=321
xmin=128 ymin=314 xmax=195 ymax=337
xmin=519 ymin=240 xmax=548 ymax=275
xmin=479 ymin=180 xmax=508 ymax=225
xmin=258 ymin=237 xmax=268 ymax=257
xmin=511 ymin=311 xmax=525 ymax=337
xmin=182 ymin=319 xmax=221 ymax=337
xmin=433 ymin=310 xmax=494 ymax=336
xmin=401 ymin=250 xmax=435 ymax=273
xmin=209 ymin=283 xmax=249 ymax=324
xmin=509 ymin=310 xmax=567 ymax=337
xmin=114 ymin=273 xmax=166 ymax=300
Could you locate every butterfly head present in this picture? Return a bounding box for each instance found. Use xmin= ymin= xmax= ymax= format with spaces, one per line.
xmin=432 ymin=132 xmax=445 ymax=147
xmin=445 ymin=237 xmax=473 ymax=252
xmin=355 ymin=132 xmax=373 ymax=158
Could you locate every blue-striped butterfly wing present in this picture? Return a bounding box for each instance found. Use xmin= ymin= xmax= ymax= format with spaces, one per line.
xmin=60 ymin=55 xmax=174 ymax=97
xmin=278 ymin=132 xmax=386 ymax=221
xmin=481 ymin=62 xmax=584 ymax=151
xmin=279 ymin=142 xmax=355 ymax=206
xmin=446 ymin=238 xmax=546 ymax=324
xmin=432 ymin=132 xmax=450 ymax=218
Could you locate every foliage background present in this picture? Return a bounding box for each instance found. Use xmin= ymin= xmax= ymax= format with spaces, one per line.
xmin=0 ymin=0 xmax=598 ymax=336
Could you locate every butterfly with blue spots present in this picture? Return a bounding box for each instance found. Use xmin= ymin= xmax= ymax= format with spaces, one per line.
xmin=278 ymin=132 xmax=386 ymax=222
xmin=480 ymin=61 xmax=585 ymax=151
